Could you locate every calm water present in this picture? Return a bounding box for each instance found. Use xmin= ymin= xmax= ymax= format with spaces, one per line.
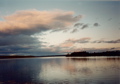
xmin=0 ymin=57 xmax=120 ymax=84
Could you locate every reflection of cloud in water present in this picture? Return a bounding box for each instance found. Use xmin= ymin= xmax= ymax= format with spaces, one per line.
xmin=39 ymin=62 xmax=70 ymax=82
xmin=79 ymin=67 xmax=93 ymax=76
xmin=63 ymin=64 xmax=76 ymax=73
xmin=38 ymin=58 xmax=94 ymax=84
xmin=31 ymin=57 xmax=120 ymax=84
xmin=0 ymin=57 xmax=119 ymax=84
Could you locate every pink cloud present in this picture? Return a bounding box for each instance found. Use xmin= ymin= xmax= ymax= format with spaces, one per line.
xmin=58 ymin=37 xmax=91 ymax=48
xmin=0 ymin=9 xmax=82 ymax=35
xmin=66 ymin=37 xmax=91 ymax=43
xmin=59 ymin=42 xmax=74 ymax=47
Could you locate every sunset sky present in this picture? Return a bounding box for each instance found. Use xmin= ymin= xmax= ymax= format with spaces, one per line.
xmin=0 ymin=0 xmax=120 ymax=56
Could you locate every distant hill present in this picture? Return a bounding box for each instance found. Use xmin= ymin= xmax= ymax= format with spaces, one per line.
xmin=66 ymin=50 xmax=120 ymax=57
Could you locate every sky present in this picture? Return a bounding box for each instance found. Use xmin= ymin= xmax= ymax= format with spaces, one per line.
xmin=0 ymin=0 xmax=120 ymax=56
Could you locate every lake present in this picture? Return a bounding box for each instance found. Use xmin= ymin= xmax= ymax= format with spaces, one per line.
xmin=0 ymin=56 xmax=120 ymax=84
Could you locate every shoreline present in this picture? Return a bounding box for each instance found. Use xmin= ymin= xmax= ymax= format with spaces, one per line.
xmin=0 ymin=55 xmax=65 ymax=59
xmin=0 ymin=55 xmax=120 ymax=59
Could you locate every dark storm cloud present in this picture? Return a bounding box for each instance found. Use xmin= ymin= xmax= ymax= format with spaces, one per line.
xmin=0 ymin=35 xmax=40 ymax=46
xmin=93 ymin=23 xmax=100 ymax=27
xmin=0 ymin=45 xmax=31 ymax=52
xmin=0 ymin=40 xmax=61 ymax=56
xmin=0 ymin=34 xmax=45 ymax=56
xmin=0 ymin=45 xmax=33 ymax=56
xmin=0 ymin=44 xmax=60 ymax=56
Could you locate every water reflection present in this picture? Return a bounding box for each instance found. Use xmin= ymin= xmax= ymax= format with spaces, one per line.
xmin=0 ymin=57 xmax=120 ymax=84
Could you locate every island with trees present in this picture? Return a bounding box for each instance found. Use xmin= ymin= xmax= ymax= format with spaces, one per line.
xmin=66 ymin=50 xmax=120 ymax=57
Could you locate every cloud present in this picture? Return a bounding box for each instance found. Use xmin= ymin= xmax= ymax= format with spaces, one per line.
xmin=66 ymin=37 xmax=91 ymax=43
xmin=74 ymin=23 xmax=83 ymax=28
xmin=92 ymin=39 xmax=120 ymax=43
xmin=71 ymin=29 xmax=78 ymax=33
xmin=48 ymin=44 xmax=120 ymax=54
xmin=0 ymin=33 xmax=48 ymax=56
xmin=93 ymin=23 xmax=100 ymax=27
xmin=0 ymin=34 xmax=46 ymax=55
xmin=80 ymin=67 xmax=93 ymax=76
xmin=0 ymin=35 xmax=40 ymax=46
xmin=59 ymin=42 xmax=74 ymax=48
xmin=61 ymin=38 xmax=120 ymax=46
xmin=59 ymin=38 xmax=120 ymax=49
xmin=108 ymin=18 xmax=112 ymax=21
xmin=55 ymin=38 xmax=120 ymax=52
xmin=81 ymin=24 xmax=89 ymax=29
xmin=0 ymin=9 xmax=82 ymax=36
xmin=0 ymin=45 xmax=60 ymax=56
xmin=62 ymin=28 xmax=70 ymax=33
xmin=0 ymin=45 xmax=32 ymax=52
xmin=62 ymin=47 xmax=120 ymax=53
xmin=59 ymin=37 xmax=91 ymax=48
xmin=105 ymin=39 xmax=120 ymax=43
xmin=0 ymin=9 xmax=83 ymax=56
xmin=44 ymin=37 xmax=91 ymax=53
xmin=46 ymin=37 xmax=120 ymax=54
xmin=77 ymin=37 xmax=91 ymax=43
